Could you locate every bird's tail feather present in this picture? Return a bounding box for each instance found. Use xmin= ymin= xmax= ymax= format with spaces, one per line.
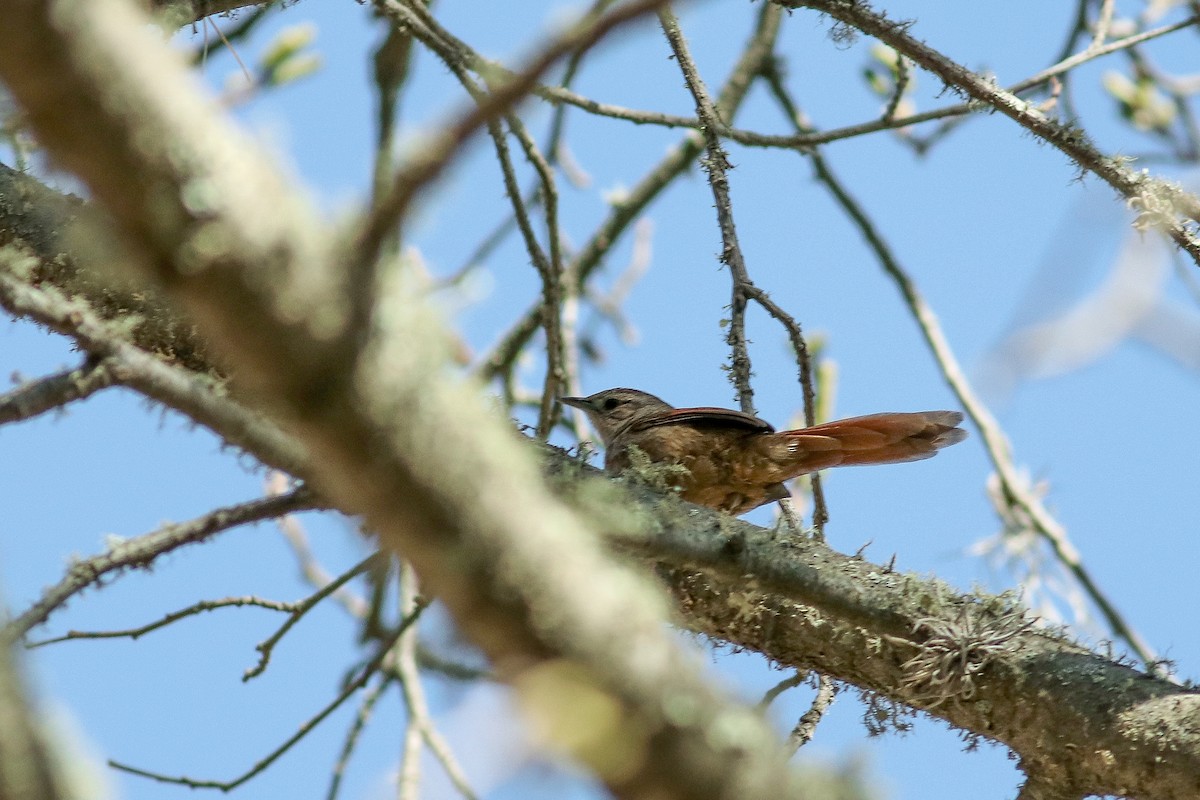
xmin=765 ymin=411 xmax=967 ymax=479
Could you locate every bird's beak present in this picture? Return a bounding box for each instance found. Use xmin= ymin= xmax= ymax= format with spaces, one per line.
xmin=560 ymin=396 xmax=590 ymax=410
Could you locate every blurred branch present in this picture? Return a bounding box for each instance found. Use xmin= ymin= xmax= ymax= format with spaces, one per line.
xmin=0 ymin=163 xmax=216 ymax=374
xmin=0 ymin=255 xmax=309 ymax=475
xmin=368 ymin=6 xmax=417 ymax=251
xmin=0 ymin=591 xmax=72 ymax=800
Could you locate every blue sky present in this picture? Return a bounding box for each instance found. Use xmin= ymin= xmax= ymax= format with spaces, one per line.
xmin=3 ymin=2 xmax=1199 ymax=799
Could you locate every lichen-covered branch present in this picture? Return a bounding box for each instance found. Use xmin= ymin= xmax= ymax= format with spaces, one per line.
xmin=0 ymin=162 xmax=216 ymax=373
xmin=567 ymin=453 xmax=1200 ymax=799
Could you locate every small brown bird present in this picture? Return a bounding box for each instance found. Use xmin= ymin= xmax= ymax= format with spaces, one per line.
xmin=561 ymin=388 xmax=967 ymax=515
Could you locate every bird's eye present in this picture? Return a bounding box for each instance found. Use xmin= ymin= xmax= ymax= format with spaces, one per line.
xmin=601 ymin=397 xmax=621 ymax=411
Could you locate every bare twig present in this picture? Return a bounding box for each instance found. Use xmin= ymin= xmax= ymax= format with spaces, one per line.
xmin=394 ymin=562 xmax=476 ymax=799
xmin=504 ymin=113 xmax=568 ymax=438
xmin=265 ymin=471 xmax=374 ymax=621
xmin=4 ymin=488 xmax=318 ymax=643
xmin=659 ymin=7 xmax=757 ymax=413
xmin=477 ymin=3 xmax=784 ymax=382
xmin=881 ymin=52 xmax=910 ymax=123
xmin=27 ymin=596 xmax=299 ymax=648
xmin=514 ymin=13 xmax=1199 ymax=152
xmin=782 ymin=0 xmax=1200 ymax=265
xmin=357 ymin=0 xmax=673 ymax=272
xmin=659 ymin=11 xmax=828 ymax=527
xmin=1091 ymin=0 xmax=1116 ymax=49
xmin=110 ymin=609 xmax=424 ymax=792
xmin=244 ymin=553 xmax=382 ymax=681
xmin=326 ymin=676 xmax=392 ymax=800
xmin=759 ymin=671 xmax=807 ymax=709
xmin=821 ymin=167 xmax=1159 ymax=671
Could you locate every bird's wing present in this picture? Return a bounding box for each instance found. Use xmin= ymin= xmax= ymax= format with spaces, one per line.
xmin=632 ymin=406 xmax=775 ymax=433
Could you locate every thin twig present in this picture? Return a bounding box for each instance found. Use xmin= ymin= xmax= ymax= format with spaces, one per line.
xmin=381 ymin=1 xmax=571 ymax=434
xmin=659 ymin=7 xmax=756 ymax=413
xmin=477 ymin=3 xmax=784 ymax=382
xmin=784 ymin=0 xmax=1200 ymax=264
xmin=394 ymin=563 xmax=477 ymax=799
xmin=4 ymin=488 xmax=318 ymax=643
xmin=514 ymin=13 xmax=1199 ymax=152
xmin=26 ymin=596 xmax=299 ymax=648
xmin=265 ymin=471 xmax=373 ymax=621
xmin=659 ymin=12 xmax=828 ymax=526
xmin=759 ymin=671 xmax=807 ymax=709
xmin=505 ymin=113 xmax=568 ymax=439
xmin=326 ymin=676 xmax=392 ymax=800
xmin=244 ymin=553 xmax=382 ymax=681
xmin=881 ymin=53 xmax=909 ymax=123
xmin=817 ymin=156 xmax=1160 ymax=671
xmin=110 ymin=604 xmax=426 ymax=791
xmin=396 ymin=562 xmax=424 ymax=800
xmin=357 ymin=0 xmax=673 ymax=273
xmin=1091 ymin=0 xmax=1117 ymax=49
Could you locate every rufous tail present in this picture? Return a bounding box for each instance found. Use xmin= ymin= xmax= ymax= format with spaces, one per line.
xmin=766 ymin=411 xmax=967 ymax=479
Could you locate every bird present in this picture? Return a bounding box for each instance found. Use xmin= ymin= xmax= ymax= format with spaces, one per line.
xmin=560 ymin=388 xmax=967 ymax=515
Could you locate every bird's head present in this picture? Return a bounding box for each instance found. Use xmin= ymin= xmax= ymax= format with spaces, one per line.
xmin=560 ymin=388 xmax=673 ymax=446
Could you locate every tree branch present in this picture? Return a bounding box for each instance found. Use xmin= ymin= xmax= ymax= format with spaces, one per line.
xmin=781 ymin=0 xmax=1200 ymax=266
